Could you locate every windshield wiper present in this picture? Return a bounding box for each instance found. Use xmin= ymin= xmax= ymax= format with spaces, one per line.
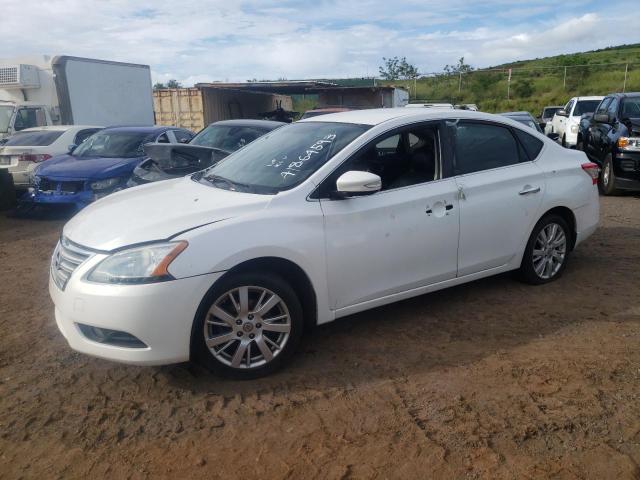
xmin=201 ymin=174 xmax=255 ymax=193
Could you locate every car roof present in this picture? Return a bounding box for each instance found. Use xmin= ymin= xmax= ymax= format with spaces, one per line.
xmin=499 ymin=111 xmax=534 ymax=117
xmin=208 ymin=119 xmax=284 ymax=129
xmin=543 ymin=106 xmax=563 ymax=109
xmin=299 ymin=108 xmax=531 ymax=127
xmin=17 ymin=125 xmax=103 ymax=132
xmin=612 ymin=92 xmax=640 ymax=98
xmin=572 ymin=96 xmax=604 ymax=101
xmin=99 ymin=126 xmax=172 ymax=134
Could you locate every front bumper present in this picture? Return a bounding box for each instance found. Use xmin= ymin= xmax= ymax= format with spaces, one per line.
xmin=614 ymin=152 xmax=640 ymax=191
xmin=50 ymin=258 xmax=224 ymax=365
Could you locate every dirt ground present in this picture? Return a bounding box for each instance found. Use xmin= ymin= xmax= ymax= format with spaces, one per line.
xmin=0 ymin=196 xmax=639 ymax=480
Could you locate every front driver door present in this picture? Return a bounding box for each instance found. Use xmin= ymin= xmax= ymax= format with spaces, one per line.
xmin=318 ymin=121 xmax=460 ymax=310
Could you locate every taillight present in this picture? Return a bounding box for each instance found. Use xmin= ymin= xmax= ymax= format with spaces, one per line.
xmin=581 ymin=162 xmax=599 ymax=185
xmin=19 ymin=154 xmax=52 ymax=163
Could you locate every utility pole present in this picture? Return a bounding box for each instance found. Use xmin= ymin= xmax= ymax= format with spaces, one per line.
xmin=458 ymin=72 xmax=462 ymax=93
xmin=507 ymin=68 xmax=512 ymax=100
xmin=563 ymin=66 xmax=567 ymax=89
xmin=623 ymin=63 xmax=629 ymax=92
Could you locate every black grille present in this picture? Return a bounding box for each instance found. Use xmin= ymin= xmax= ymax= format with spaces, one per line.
xmin=38 ymin=178 xmax=85 ymax=194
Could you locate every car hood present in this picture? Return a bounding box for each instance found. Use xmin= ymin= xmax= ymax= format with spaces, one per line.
xmin=36 ymin=154 xmax=142 ymax=180
xmin=63 ymin=176 xmax=271 ymax=251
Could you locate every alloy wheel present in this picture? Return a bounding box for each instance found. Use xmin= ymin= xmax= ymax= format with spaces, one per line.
xmin=532 ymin=223 xmax=567 ymax=280
xmin=602 ymin=161 xmax=611 ymax=186
xmin=203 ymin=286 xmax=291 ymax=369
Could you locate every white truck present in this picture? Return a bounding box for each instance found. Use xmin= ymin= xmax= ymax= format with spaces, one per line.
xmin=545 ymin=96 xmax=604 ymax=148
xmin=0 ymin=55 xmax=155 ymax=142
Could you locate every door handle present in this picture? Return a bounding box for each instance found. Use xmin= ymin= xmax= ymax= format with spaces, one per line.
xmin=519 ymin=186 xmax=540 ymax=195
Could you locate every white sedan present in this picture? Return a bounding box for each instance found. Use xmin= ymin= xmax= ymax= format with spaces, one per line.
xmin=50 ymin=109 xmax=600 ymax=378
xmin=0 ymin=125 xmax=102 ymax=187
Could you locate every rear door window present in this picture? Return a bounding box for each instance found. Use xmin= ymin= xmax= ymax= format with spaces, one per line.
xmin=4 ymin=130 xmax=64 ymax=146
xmin=451 ymin=121 xmax=521 ymax=175
xmin=172 ymin=129 xmax=193 ymax=143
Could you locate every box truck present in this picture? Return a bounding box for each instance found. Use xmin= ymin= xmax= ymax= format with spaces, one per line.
xmin=0 ymin=55 xmax=154 ymax=141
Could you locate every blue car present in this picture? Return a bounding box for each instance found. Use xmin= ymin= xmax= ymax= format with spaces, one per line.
xmin=26 ymin=126 xmax=193 ymax=210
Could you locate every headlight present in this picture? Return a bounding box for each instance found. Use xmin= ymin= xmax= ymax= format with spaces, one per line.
xmin=571 ymin=124 xmax=579 ymax=133
xmin=90 ymin=177 xmax=120 ymax=191
xmin=617 ymin=137 xmax=640 ymax=151
xmin=87 ymin=241 xmax=188 ymax=284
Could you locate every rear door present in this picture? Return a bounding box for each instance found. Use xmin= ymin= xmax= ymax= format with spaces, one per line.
xmin=449 ymin=120 xmax=546 ymax=276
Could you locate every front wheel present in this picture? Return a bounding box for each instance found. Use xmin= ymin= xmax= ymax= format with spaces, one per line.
xmin=518 ymin=215 xmax=571 ymax=285
xmin=192 ymin=272 xmax=303 ymax=379
xmin=598 ymin=154 xmax=618 ymax=196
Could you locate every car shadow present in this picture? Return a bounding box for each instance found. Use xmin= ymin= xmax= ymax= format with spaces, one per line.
xmin=159 ymin=225 xmax=640 ymax=396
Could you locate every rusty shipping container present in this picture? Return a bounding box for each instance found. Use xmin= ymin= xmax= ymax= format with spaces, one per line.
xmin=153 ymin=87 xmax=292 ymax=131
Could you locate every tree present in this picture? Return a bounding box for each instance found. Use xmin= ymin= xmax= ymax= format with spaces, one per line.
xmin=378 ymin=56 xmax=419 ymax=80
xmin=443 ymin=57 xmax=473 ymax=75
xmin=513 ymin=78 xmax=533 ymax=98
xmin=154 ymin=79 xmax=182 ymax=90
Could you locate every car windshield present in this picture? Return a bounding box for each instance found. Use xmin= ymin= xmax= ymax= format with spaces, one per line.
xmin=621 ymin=98 xmax=640 ymax=118
xmin=0 ymin=106 xmax=14 ymax=133
xmin=573 ymin=100 xmax=601 ymax=116
xmin=190 ymin=124 xmax=271 ymax=152
xmin=72 ymin=131 xmax=156 ymax=158
xmin=3 ymin=130 xmax=64 ymax=146
xmin=198 ymin=122 xmax=368 ymax=194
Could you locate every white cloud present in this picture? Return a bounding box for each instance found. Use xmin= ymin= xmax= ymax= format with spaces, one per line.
xmin=0 ymin=1 xmax=635 ymax=84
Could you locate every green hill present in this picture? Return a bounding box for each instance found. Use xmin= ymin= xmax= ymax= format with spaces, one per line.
xmin=387 ymin=44 xmax=640 ymax=114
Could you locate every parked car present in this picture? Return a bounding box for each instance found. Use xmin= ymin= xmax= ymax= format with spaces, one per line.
xmin=26 ymin=126 xmax=192 ymax=209
xmin=538 ymin=106 xmax=563 ymax=131
xmin=405 ymin=103 xmax=454 ymax=109
xmin=128 ymin=120 xmax=283 ymax=186
xmin=581 ymin=92 xmax=640 ymax=195
xmin=0 ymin=126 xmax=102 ymax=188
xmin=499 ymin=111 xmax=543 ymax=132
xmin=49 ymin=108 xmax=599 ymax=378
xmin=546 ymin=96 xmax=603 ymax=147
xmin=300 ymin=107 xmax=352 ymax=119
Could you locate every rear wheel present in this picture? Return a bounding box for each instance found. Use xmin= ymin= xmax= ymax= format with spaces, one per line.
xmin=192 ymin=272 xmax=303 ymax=379
xmin=598 ymin=154 xmax=618 ymax=196
xmin=518 ymin=214 xmax=570 ymax=285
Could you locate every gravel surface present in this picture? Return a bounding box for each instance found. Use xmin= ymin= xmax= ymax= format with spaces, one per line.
xmin=1 ymin=196 xmax=639 ymax=479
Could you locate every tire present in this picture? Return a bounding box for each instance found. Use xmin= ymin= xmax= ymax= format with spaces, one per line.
xmin=561 ymin=134 xmax=567 ymax=148
xmin=518 ymin=214 xmax=571 ymax=285
xmin=192 ymin=272 xmax=304 ymax=379
xmin=598 ymin=154 xmax=618 ymax=196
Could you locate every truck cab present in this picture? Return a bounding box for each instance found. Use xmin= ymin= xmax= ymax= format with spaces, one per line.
xmin=583 ymin=92 xmax=640 ymax=195
xmin=0 ymin=101 xmax=53 ymax=143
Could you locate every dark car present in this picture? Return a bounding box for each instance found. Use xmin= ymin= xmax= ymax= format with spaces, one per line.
xmin=538 ymin=105 xmax=563 ymax=130
xmin=128 ymin=119 xmax=283 ymax=186
xmin=26 ymin=126 xmax=193 ymax=209
xmin=582 ymin=93 xmax=640 ymax=195
xmin=499 ymin=111 xmax=543 ymax=133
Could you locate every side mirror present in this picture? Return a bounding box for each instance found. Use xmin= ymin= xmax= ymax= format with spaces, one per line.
xmin=547 ymin=132 xmax=560 ymax=141
xmin=68 ymin=144 xmax=77 ymax=153
xmin=593 ymin=113 xmax=610 ymax=123
xmin=334 ymin=171 xmax=381 ymax=198
xmin=556 ymin=109 xmax=567 ymax=117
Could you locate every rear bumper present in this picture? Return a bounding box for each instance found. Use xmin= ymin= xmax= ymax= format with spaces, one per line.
xmin=8 ymin=161 xmax=36 ymax=187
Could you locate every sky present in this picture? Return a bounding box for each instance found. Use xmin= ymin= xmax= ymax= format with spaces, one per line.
xmin=1 ymin=0 xmax=638 ymax=85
